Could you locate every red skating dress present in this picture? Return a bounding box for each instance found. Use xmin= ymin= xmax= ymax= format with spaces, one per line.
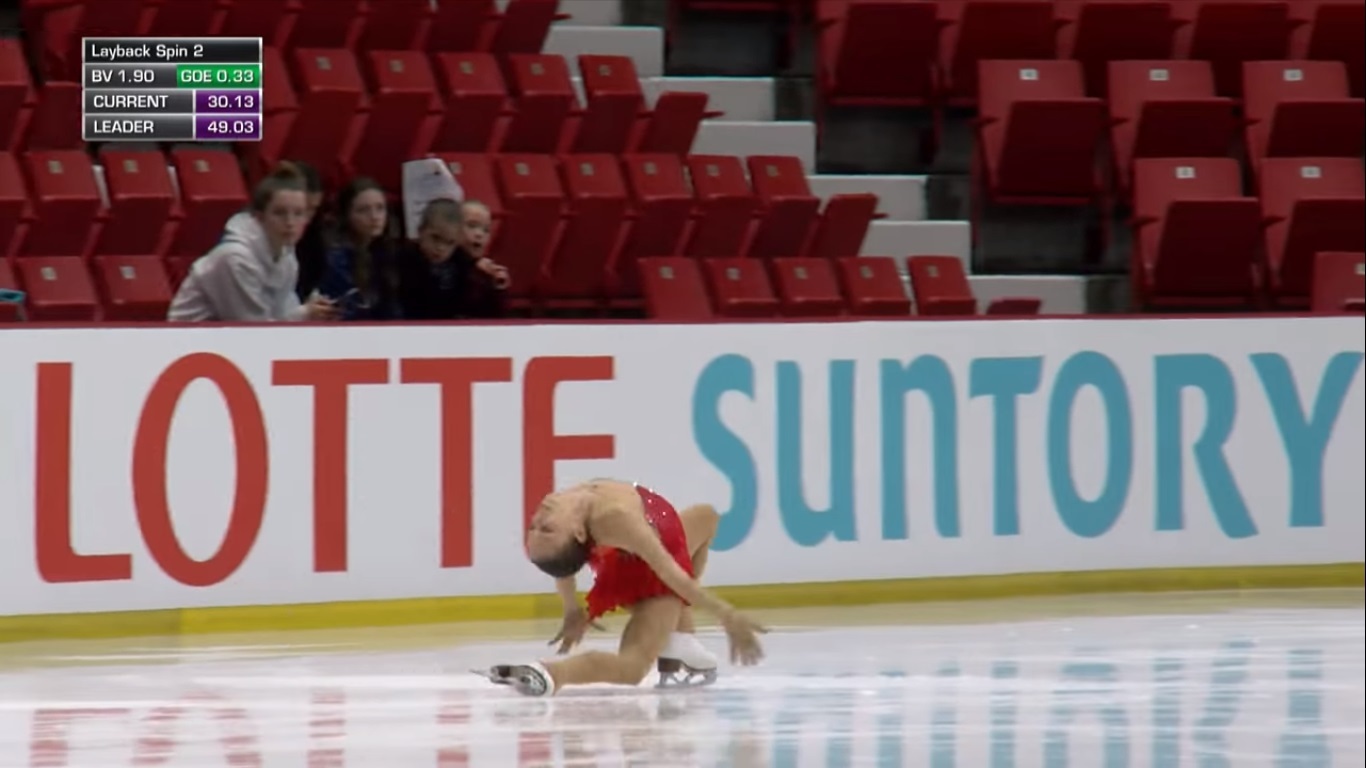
xmin=584 ymin=484 xmax=695 ymax=620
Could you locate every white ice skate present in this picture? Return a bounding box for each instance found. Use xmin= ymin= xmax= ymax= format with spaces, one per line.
xmin=656 ymin=632 xmax=718 ymax=689
xmin=473 ymin=662 xmax=556 ymax=697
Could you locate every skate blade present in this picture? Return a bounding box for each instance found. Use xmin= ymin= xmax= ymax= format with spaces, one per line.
xmin=470 ymin=667 xmax=511 ymax=685
xmin=656 ymin=666 xmax=717 ymax=690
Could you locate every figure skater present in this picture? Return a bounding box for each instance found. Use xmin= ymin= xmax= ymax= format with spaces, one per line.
xmin=476 ymin=479 xmax=766 ymax=696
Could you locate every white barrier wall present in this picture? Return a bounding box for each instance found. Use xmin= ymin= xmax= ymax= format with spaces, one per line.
xmin=0 ymin=317 xmax=1362 ymax=617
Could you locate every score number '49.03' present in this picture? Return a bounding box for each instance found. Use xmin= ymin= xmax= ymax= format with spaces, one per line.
xmin=205 ymin=120 xmax=256 ymax=135
xmin=205 ymin=93 xmax=256 ymax=111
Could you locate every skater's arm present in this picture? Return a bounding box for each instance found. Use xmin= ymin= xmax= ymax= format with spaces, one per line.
xmin=554 ymin=576 xmax=579 ymax=611
xmin=630 ymin=534 xmax=734 ymax=620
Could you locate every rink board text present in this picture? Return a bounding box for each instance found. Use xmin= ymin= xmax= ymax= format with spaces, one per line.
xmin=0 ymin=317 xmax=1362 ymax=615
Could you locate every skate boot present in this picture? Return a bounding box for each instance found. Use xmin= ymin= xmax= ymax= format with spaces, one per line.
xmin=656 ymin=632 xmax=718 ymax=688
xmin=473 ymin=662 xmax=557 ymax=697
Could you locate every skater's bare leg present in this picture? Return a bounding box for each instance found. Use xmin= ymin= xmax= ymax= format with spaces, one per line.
xmin=543 ymin=596 xmax=682 ymax=688
xmin=675 ymin=504 xmax=719 ymax=634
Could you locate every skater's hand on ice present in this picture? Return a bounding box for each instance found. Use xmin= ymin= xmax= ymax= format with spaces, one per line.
xmin=721 ymin=610 xmax=767 ymax=666
xmin=549 ymin=606 xmax=604 ymax=654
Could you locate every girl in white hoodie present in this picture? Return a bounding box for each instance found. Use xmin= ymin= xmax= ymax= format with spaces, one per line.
xmin=168 ymin=163 xmax=337 ymax=322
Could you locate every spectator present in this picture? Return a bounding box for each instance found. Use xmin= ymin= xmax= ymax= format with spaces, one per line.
xmin=316 ymin=177 xmax=400 ymax=321
xmin=168 ymin=163 xmax=337 ymax=322
xmin=396 ymin=199 xmax=510 ymax=320
xmin=292 ymin=161 xmax=328 ymax=301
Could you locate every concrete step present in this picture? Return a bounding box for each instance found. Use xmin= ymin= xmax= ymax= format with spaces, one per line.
xmin=692 ymin=120 xmax=816 ymax=173
xmin=806 ymin=175 xmax=927 ymax=222
xmin=861 ymin=221 xmax=971 ymax=266
xmin=545 ymin=26 xmax=664 ymax=77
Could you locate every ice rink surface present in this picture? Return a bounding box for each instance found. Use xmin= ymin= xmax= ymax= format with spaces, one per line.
xmin=0 ymin=589 xmax=1361 ymax=767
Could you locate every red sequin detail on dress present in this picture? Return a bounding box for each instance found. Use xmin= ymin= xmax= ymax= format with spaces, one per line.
xmin=584 ymin=485 xmax=694 ymax=620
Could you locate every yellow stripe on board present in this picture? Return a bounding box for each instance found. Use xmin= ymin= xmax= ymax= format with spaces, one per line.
xmin=2 ymin=563 xmax=1361 ymax=645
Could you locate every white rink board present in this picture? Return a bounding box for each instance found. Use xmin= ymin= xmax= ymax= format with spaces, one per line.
xmin=0 ymin=317 xmax=1362 ymax=616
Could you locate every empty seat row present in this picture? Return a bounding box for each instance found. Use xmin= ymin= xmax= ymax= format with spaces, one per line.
xmin=810 ymin=0 xmax=1363 ymax=138
xmin=0 ymin=254 xmax=173 ymax=322
xmin=437 ymin=153 xmax=883 ymax=310
xmin=447 ymin=150 xmax=877 ymax=256
xmin=25 ymin=0 xmax=566 ymax=82
xmin=1 ymin=43 xmax=724 ymax=187
xmin=1132 ymin=157 xmax=1364 ymax=310
xmin=639 ymin=254 xmax=1042 ymax=320
xmin=0 ymin=146 xmax=879 ymax=267
xmin=1310 ymin=252 xmax=1366 ymax=313
xmin=973 ymin=58 xmax=1363 ymax=221
xmin=247 ymin=49 xmax=719 ymax=189
xmin=0 ymin=148 xmax=249 ymax=261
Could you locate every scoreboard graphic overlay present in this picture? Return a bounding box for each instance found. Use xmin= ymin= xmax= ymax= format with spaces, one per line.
xmin=82 ymin=38 xmax=263 ymax=142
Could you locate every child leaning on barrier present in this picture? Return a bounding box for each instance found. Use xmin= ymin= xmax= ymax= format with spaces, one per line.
xmin=168 ymin=163 xmax=338 ymax=323
xmin=393 ymin=198 xmax=510 ymax=320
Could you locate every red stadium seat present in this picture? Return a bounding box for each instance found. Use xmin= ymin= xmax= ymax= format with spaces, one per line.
xmin=1107 ymin=60 xmax=1238 ymax=195
xmin=574 ymin=55 xmax=646 ymax=154
xmin=248 ymin=46 xmax=298 ymax=182
xmin=19 ymin=82 xmax=82 ymax=151
xmin=497 ymin=153 xmax=564 ymax=219
xmin=1060 ymin=0 xmax=1181 ymax=96
xmin=426 ymin=0 xmax=496 ymax=52
xmin=814 ymin=0 xmax=946 ymax=137
xmin=702 ymin=258 xmax=779 ymax=318
xmin=14 ymin=256 xmax=98 ymax=321
xmin=501 ymin=54 xmax=576 ymax=154
xmin=489 ymin=0 xmax=566 ymax=56
xmin=942 ymin=1 xmax=1061 ymax=106
xmin=1130 ymin=158 xmax=1263 ymax=309
xmin=639 ymin=256 xmax=714 ymax=320
xmin=0 ymin=38 xmax=33 ymax=151
xmin=35 ymin=0 xmax=146 ymax=81
xmin=1297 ymin=1 xmax=1364 ymax=97
xmin=746 ymin=155 xmax=819 ymax=259
xmin=770 ymin=257 xmax=845 ymax=317
xmin=219 ymin=0 xmax=291 ymax=45
xmin=837 ymin=256 xmax=911 ymax=316
xmin=543 ymin=155 xmax=629 ymax=306
xmin=486 ymin=205 xmax=560 ymax=308
xmin=145 ymin=0 xmax=220 ymax=37
xmin=20 ymin=150 xmax=102 ymax=258
xmin=1242 ymin=60 xmax=1364 ymax=167
xmin=634 ymin=91 xmax=718 ymax=155
xmin=93 ymin=256 xmax=174 ymax=321
xmin=976 ymin=60 xmax=1106 ymax=204
xmin=168 ymin=148 xmax=249 ymax=260
xmin=355 ymin=0 xmax=430 ymax=51
xmin=349 ymin=51 xmax=440 ymax=191
xmin=1260 ymin=157 xmax=1366 ymax=307
xmin=806 ymin=193 xmax=879 ymax=259
xmin=287 ymin=0 xmax=361 ymax=49
xmin=984 ymin=296 xmax=1042 ymax=315
xmin=1310 ymin=251 xmax=1366 ymax=313
xmin=614 ymin=154 xmax=694 ymax=301
xmin=431 ymin=53 xmax=508 ymax=154
xmin=96 ymin=149 xmax=177 ymax=257
xmin=683 ymin=155 xmax=755 ymax=257
xmin=1174 ymin=0 xmax=1300 ymax=96
xmin=437 ymin=153 xmax=503 ymax=217
xmin=0 ymin=150 xmax=26 ymax=259
xmin=275 ymin=49 xmax=364 ymax=185
xmin=906 ymin=255 xmax=976 ymax=315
